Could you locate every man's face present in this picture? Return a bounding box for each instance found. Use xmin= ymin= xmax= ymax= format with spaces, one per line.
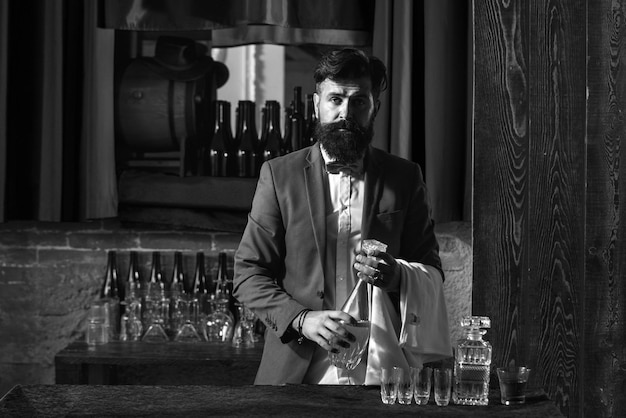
xmin=313 ymin=77 xmax=379 ymax=163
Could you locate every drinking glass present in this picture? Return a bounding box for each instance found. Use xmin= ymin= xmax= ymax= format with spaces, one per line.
xmin=174 ymin=295 xmax=202 ymax=342
xmin=497 ymin=366 xmax=531 ymax=405
xmin=395 ymin=367 xmax=413 ymax=405
xmin=86 ymin=301 xmax=109 ymax=345
xmin=327 ymin=319 xmax=370 ymax=371
xmin=142 ymin=294 xmax=170 ymax=343
xmin=204 ymin=297 xmax=234 ymax=342
xmin=411 ymin=366 xmax=432 ymax=405
xmin=380 ymin=367 xmax=400 ymax=405
xmin=232 ymin=303 xmax=256 ymax=348
xmin=434 ymin=368 xmax=452 ymax=406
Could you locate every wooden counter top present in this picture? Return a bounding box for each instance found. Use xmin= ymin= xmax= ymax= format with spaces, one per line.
xmin=0 ymin=384 xmax=563 ymax=417
xmin=55 ymin=341 xmax=263 ymax=385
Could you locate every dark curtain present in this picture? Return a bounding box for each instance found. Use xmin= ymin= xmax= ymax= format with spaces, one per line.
xmin=5 ymin=0 xmax=84 ymax=221
xmin=373 ymin=0 xmax=470 ymax=222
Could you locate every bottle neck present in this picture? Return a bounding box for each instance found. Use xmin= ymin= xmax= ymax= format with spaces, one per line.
xmin=465 ymin=328 xmax=486 ymax=340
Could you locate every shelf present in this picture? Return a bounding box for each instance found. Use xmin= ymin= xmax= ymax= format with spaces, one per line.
xmin=118 ymin=170 xmax=258 ymax=211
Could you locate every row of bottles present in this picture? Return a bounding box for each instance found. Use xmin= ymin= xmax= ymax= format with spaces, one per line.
xmin=95 ymin=250 xmax=261 ymax=347
xmin=203 ymin=86 xmax=317 ymax=177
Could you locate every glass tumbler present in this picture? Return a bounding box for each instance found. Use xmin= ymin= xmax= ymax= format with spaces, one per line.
xmin=411 ymin=366 xmax=432 ymax=405
xmin=434 ymin=368 xmax=452 ymax=406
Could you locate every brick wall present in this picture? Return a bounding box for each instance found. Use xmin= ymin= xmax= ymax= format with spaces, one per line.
xmin=0 ymin=220 xmax=471 ymax=396
xmin=0 ymin=219 xmax=240 ymax=396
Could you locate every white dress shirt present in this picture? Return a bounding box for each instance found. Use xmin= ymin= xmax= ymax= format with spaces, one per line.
xmin=303 ymin=147 xmax=452 ymax=385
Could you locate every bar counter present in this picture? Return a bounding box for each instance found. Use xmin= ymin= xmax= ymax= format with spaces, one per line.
xmin=55 ymin=341 xmax=263 ymax=385
xmin=1 ymin=384 xmax=563 ymax=417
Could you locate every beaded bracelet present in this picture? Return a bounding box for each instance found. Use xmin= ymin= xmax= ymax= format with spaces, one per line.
xmin=297 ymin=309 xmax=311 ymax=344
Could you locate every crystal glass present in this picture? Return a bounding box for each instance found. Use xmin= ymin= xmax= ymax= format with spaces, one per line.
xmin=174 ymin=295 xmax=202 ymax=342
xmin=380 ymin=367 xmax=400 ymax=404
xmin=142 ymin=291 xmax=170 ymax=343
xmin=497 ymin=366 xmax=531 ymax=405
xmin=454 ymin=315 xmax=492 ymax=405
xmin=120 ymin=295 xmax=143 ymax=341
xmin=411 ymin=366 xmax=432 ymax=405
xmin=232 ymin=303 xmax=257 ymax=348
xmin=327 ymin=319 xmax=370 ymax=371
xmin=328 ymin=239 xmax=384 ymax=376
xmin=434 ymin=368 xmax=452 ymax=406
xmin=204 ymin=297 xmax=234 ymax=342
xmin=86 ymin=301 xmax=110 ymax=345
xmin=395 ymin=367 xmax=413 ymax=405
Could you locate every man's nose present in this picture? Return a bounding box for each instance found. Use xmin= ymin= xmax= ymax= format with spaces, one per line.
xmin=338 ymin=102 xmax=353 ymax=120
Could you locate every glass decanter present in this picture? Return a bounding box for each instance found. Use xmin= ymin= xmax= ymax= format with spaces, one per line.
xmin=453 ymin=315 xmax=492 ymax=405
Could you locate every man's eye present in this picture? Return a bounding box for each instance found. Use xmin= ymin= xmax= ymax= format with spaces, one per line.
xmin=330 ymin=97 xmax=342 ymax=105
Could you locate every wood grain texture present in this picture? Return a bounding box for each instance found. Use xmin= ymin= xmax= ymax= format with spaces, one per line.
xmin=474 ymin=1 xmax=586 ymax=416
xmin=586 ymin=0 xmax=626 ymax=416
xmin=0 ymin=385 xmax=564 ymax=417
xmin=473 ymin=0 xmax=529 ymax=380
xmin=526 ymin=1 xmax=586 ymax=416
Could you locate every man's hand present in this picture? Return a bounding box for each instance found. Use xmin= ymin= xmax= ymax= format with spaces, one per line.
xmin=353 ymin=248 xmax=401 ymax=293
xmin=293 ymin=310 xmax=357 ymax=353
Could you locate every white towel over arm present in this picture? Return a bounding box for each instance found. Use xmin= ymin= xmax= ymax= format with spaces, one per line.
xmin=364 ymin=260 xmax=453 ymax=385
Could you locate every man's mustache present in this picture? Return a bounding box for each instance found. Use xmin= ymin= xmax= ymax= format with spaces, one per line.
xmin=322 ymin=120 xmax=365 ymax=134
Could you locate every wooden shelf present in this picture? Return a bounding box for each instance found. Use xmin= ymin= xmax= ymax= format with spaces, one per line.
xmin=118 ymin=170 xmax=258 ymax=211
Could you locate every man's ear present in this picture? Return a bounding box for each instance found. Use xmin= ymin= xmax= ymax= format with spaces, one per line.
xmin=374 ymin=99 xmax=381 ymax=118
xmin=313 ymin=92 xmax=320 ymax=119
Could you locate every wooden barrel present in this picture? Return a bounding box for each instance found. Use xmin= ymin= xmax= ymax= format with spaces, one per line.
xmin=116 ymin=60 xmax=213 ymax=152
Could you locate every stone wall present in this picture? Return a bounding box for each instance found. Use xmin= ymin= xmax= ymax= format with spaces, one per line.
xmin=0 ymin=220 xmax=471 ymax=396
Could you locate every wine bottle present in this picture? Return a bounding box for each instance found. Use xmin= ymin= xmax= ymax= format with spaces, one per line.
xmin=304 ymin=93 xmax=317 ymax=146
xmin=235 ymin=100 xmax=261 ymax=177
xmin=214 ymin=252 xmax=230 ymax=302
xmin=260 ymin=100 xmax=283 ymax=162
xmin=170 ymin=251 xmax=185 ymax=296
xmin=121 ymin=251 xmax=143 ymax=341
xmin=282 ymin=103 xmax=293 ymax=155
xmin=169 ymin=251 xmax=186 ymax=336
xmin=126 ymin=251 xmax=142 ymax=293
xmin=143 ymin=251 xmax=163 ymax=330
xmin=100 ymin=250 xmax=121 ymax=341
xmin=208 ymin=100 xmax=235 ymax=177
xmin=214 ymin=251 xmax=237 ymax=319
xmin=285 ymin=87 xmax=305 ymax=152
xmin=191 ymin=252 xmax=209 ymax=328
xmin=141 ymin=251 xmax=169 ymax=343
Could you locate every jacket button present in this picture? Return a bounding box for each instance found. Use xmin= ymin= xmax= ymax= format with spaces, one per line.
xmin=316 ymin=290 xmax=324 ymax=299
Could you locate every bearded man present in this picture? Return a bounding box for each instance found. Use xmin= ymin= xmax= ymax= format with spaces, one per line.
xmin=234 ymin=48 xmax=452 ymax=385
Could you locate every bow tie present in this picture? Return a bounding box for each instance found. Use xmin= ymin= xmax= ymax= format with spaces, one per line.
xmin=325 ymin=160 xmax=364 ymax=176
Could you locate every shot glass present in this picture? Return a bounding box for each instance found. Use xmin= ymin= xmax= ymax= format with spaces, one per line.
xmin=433 ymin=368 xmax=452 ymax=406
xmin=395 ymin=367 xmax=413 ymax=405
xmin=411 ymin=366 xmax=432 ymax=405
xmin=380 ymin=367 xmax=399 ymax=405
xmin=497 ymin=366 xmax=531 ymax=405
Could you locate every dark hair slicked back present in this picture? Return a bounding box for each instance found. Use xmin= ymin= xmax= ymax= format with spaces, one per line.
xmin=313 ymin=48 xmax=388 ymax=99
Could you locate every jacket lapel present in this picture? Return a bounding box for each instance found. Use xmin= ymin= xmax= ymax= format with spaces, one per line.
xmin=304 ymin=145 xmax=327 ymax=272
xmin=362 ymin=147 xmax=384 ymax=240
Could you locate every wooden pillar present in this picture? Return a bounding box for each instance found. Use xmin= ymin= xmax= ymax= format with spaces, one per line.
xmin=473 ymin=0 xmax=587 ymax=416
xmin=586 ymin=0 xmax=626 ymax=416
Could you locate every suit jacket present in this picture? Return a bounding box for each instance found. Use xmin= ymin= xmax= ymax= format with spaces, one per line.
xmin=233 ymin=143 xmax=441 ymax=385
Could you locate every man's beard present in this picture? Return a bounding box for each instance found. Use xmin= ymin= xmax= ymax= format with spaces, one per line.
xmin=314 ymin=119 xmax=374 ymax=163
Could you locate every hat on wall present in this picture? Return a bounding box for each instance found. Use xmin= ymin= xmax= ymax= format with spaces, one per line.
xmin=140 ymin=36 xmax=229 ymax=84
